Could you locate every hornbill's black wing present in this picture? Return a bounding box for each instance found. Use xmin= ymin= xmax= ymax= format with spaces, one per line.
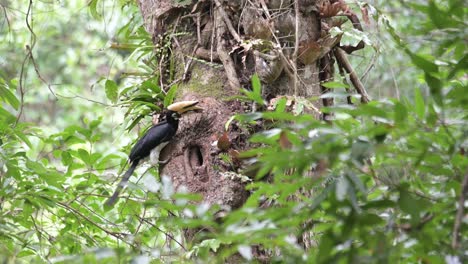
xmin=128 ymin=121 xmax=177 ymax=162
xmin=105 ymin=121 xmax=177 ymax=207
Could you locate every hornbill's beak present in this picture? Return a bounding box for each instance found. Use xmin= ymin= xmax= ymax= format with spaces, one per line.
xmin=167 ymin=100 xmax=203 ymax=114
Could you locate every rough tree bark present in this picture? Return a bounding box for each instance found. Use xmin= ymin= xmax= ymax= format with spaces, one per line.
xmin=136 ymin=0 xmax=367 ymax=260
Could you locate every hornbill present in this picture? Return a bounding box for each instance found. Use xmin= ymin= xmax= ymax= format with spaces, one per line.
xmin=105 ymin=100 xmax=202 ymax=207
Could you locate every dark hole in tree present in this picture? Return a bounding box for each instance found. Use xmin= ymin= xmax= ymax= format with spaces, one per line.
xmin=189 ymin=145 xmax=203 ymax=168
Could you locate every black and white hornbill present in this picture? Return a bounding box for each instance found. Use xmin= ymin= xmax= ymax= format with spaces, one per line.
xmin=105 ymin=100 xmax=202 ymax=207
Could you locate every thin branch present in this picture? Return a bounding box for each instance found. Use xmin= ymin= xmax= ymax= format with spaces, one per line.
xmin=26 ymin=45 xmax=57 ymax=98
xmin=213 ymin=0 xmax=241 ymax=42
xmin=15 ymin=0 xmax=35 ymax=126
xmin=452 ymin=168 xmax=468 ymax=249
xmin=138 ymin=216 xmax=186 ymax=251
xmin=56 ymin=201 xmax=130 ymax=243
xmin=339 ymin=11 xmax=365 ymax=54
xmin=134 ymin=207 xmax=147 ymax=235
xmin=1 ymin=4 xmax=11 ymax=35
xmin=257 ymin=0 xmax=300 ymax=85
xmin=337 ymin=59 xmax=353 ymax=105
xmin=360 ymin=49 xmax=378 ymax=81
xmin=215 ymin=10 xmax=241 ymax=90
xmin=15 ymin=1 xmax=57 ymax=126
xmin=25 ymin=0 xmax=36 ymax=49
xmin=16 ymin=48 xmax=30 ymax=126
xmin=389 ymin=66 xmax=400 ymax=100
xmin=196 ymin=11 xmax=202 ymax=45
xmin=334 ymin=48 xmax=370 ymax=103
xmin=293 ymin=0 xmax=300 ymax=96
xmin=56 ymin=92 xmax=112 ymax=106
xmin=23 ymin=1 xmax=56 ymax=97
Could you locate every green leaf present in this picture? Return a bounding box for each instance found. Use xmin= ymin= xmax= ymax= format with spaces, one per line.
xmin=77 ymin=149 xmax=91 ymax=165
xmin=428 ymin=1 xmax=456 ymax=29
xmin=356 ymin=103 xmax=389 ymax=119
xmin=424 ymin=73 xmax=442 ymax=105
xmin=199 ymin=239 xmax=221 ymax=252
xmin=357 ymin=213 xmax=383 ymax=226
xmin=241 ymin=74 xmax=265 ymax=105
xmin=398 ymin=186 xmax=430 ymax=221
xmin=414 ymin=88 xmax=425 ymax=119
xmin=448 ymin=53 xmax=468 ymax=79
xmin=15 ymin=130 xmax=33 ymax=148
xmin=88 ymin=0 xmax=101 ymax=20
xmin=0 ymin=106 xmax=16 ymax=123
xmin=346 ymin=172 xmax=366 ymax=194
xmin=251 ymin=74 xmax=261 ymax=94
xmin=62 ymin=151 xmax=73 ymax=166
xmin=393 ymin=101 xmax=407 ymax=125
xmin=140 ymin=77 xmax=161 ymax=93
xmin=408 ymin=52 xmax=438 ymax=74
xmin=105 ymin=79 xmax=119 ymax=103
xmin=274 ymin=97 xmax=287 ymax=112
xmin=26 ymin=160 xmax=47 ymax=174
xmin=361 ymin=200 xmax=396 ymax=210
xmin=0 ymin=79 xmax=20 ymax=110
xmin=126 ymin=115 xmax=144 ymax=131
xmin=321 ymin=81 xmax=350 ymax=89
xmin=164 ymin=85 xmax=178 ymax=107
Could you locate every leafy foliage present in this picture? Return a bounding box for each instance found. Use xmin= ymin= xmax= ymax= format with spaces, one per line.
xmin=0 ymin=0 xmax=466 ymax=263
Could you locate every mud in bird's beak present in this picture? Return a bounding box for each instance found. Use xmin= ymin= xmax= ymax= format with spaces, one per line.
xmin=167 ymin=100 xmax=203 ymax=114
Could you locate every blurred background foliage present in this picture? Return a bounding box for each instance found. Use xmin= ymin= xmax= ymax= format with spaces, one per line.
xmin=0 ymin=0 xmax=466 ymax=263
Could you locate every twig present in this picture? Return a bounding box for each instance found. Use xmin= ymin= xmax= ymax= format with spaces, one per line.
xmin=196 ymin=12 xmax=202 ymax=45
xmin=138 ymin=216 xmax=186 ymax=251
xmin=26 ymin=45 xmax=57 ymax=98
xmin=215 ymin=10 xmax=241 ymax=90
xmin=257 ymin=0 xmax=298 ymax=81
xmin=257 ymin=0 xmax=312 ymax=91
xmin=293 ymin=0 xmax=300 ymax=96
xmin=360 ymin=49 xmax=378 ymax=81
xmin=181 ymin=44 xmax=202 ymax=81
xmin=339 ymin=11 xmax=365 ymax=54
xmin=15 ymin=0 xmax=35 ymax=126
xmin=1 ymin=4 xmax=11 ymax=35
xmin=25 ymin=0 xmax=36 ymax=49
xmin=25 ymin=2 xmax=56 ymax=97
xmin=213 ymin=0 xmax=241 ymax=42
xmin=56 ymin=92 xmax=112 ymax=106
xmin=337 ymin=59 xmax=353 ymax=105
xmin=134 ymin=207 xmax=147 ymax=235
xmin=452 ymin=168 xmax=468 ymax=249
xmin=389 ymin=66 xmax=400 ymax=100
xmin=319 ymin=54 xmax=334 ymax=104
xmin=56 ymin=201 xmax=131 ymax=243
xmin=16 ymin=49 xmax=29 ymax=125
xmin=16 ymin=1 xmax=57 ymax=125
xmin=334 ymin=47 xmax=370 ymax=103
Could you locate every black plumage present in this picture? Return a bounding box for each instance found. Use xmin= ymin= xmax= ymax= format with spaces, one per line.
xmin=128 ymin=111 xmax=179 ymax=162
xmin=105 ymin=110 xmax=180 ymax=207
xmin=104 ymin=100 xmax=201 ymax=207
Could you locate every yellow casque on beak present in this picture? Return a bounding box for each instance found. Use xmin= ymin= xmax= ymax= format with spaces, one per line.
xmin=167 ymin=100 xmax=203 ymax=114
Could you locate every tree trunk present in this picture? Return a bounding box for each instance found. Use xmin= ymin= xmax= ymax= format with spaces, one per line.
xmin=136 ymin=0 xmax=363 ymax=259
